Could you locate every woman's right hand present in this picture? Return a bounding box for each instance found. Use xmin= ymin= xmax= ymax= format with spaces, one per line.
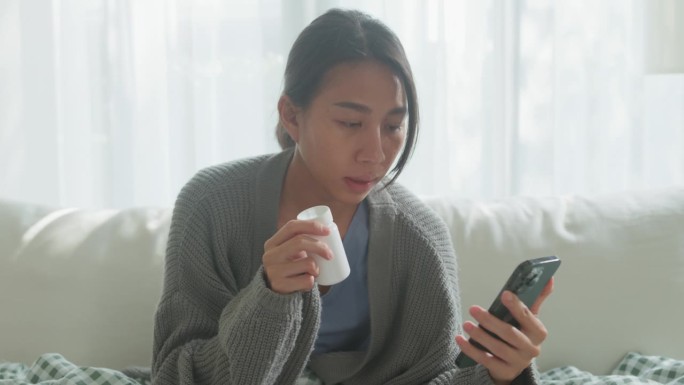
xmin=262 ymin=220 xmax=332 ymax=294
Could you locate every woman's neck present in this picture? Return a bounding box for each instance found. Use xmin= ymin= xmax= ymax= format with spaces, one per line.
xmin=278 ymin=150 xmax=358 ymax=236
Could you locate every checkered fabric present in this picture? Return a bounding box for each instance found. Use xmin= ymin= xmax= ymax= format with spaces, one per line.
xmin=540 ymin=352 xmax=684 ymax=385
xmin=0 ymin=353 xmax=148 ymax=385
xmin=615 ymin=352 xmax=684 ymax=384
xmin=0 ymin=353 xmax=320 ymax=385
xmin=2 ymin=351 xmax=681 ymax=384
xmin=294 ymin=367 xmax=324 ymax=385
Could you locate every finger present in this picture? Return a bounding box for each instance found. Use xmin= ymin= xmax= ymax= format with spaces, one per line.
xmin=286 ymin=250 xmax=308 ymax=262
xmin=461 ymin=321 xmax=519 ymax=364
xmin=265 ymin=255 xmax=319 ymax=279
xmin=455 ymin=335 xmax=512 ymax=377
xmin=467 ymin=306 xmax=532 ymax=358
xmin=281 ymin=234 xmax=333 ymax=261
xmin=270 ymin=273 xmax=317 ymax=294
xmin=530 ymin=277 xmax=554 ymax=315
xmin=499 ymin=291 xmax=548 ymax=346
xmin=455 ymin=334 xmax=497 ymax=365
xmin=264 ymin=219 xmax=330 ymax=250
xmin=461 ymin=312 xmax=541 ymax=381
xmin=264 ymin=259 xmax=320 ymax=294
xmin=263 ymin=234 xmax=332 ymax=265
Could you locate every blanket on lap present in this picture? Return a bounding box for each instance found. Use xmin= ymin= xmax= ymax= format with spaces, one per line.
xmin=0 ymin=354 xmax=150 ymax=385
xmin=542 ymin=352 xmax=684 ymax=385
xmin=1 ymin=352 xmax=681 ymax=384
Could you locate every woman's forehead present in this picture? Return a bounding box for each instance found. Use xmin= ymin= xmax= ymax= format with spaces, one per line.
xmin=315 ymin=61 xmax=406 ymax=112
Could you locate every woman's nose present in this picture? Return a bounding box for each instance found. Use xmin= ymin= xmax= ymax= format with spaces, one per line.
xmin=357 ymin=126 xmax=385 ymax=164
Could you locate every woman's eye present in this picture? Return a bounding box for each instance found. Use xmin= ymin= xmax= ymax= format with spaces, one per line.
xmin=339 ymin=121 xmax=362 ymax=128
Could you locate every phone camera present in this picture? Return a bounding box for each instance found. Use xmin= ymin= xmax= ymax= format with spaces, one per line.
xmin=519 ymin=267 xmax=542 ymax=293
xmin=526 ymin=268 xmax=542 ymax=285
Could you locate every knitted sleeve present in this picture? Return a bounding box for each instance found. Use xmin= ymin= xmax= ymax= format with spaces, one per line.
xmin=428 ymin=364 xmax=539 ymax=385
xmin=151 ymin=169 xmax=317 ymax=385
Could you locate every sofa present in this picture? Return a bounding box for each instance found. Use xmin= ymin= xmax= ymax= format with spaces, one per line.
xmin=1 ymin=187 xmax=683 ymax=379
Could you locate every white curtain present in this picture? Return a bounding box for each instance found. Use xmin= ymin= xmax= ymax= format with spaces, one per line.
xmin=1 ymin=0 xmax=682 ymax=208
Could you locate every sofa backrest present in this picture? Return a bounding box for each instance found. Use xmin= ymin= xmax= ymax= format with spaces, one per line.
xmin=1 ymin=187 xmax=683 ymax=374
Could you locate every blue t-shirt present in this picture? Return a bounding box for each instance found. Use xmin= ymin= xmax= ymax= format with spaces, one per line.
xmin=313 ymin=200 xmax=371 ymax=354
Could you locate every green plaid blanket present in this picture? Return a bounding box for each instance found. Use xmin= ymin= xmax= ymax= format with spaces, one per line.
xmin=1 ymin=352 xmax=682 ymax=384
xmin=295 ymin=367 xmax=324 ymax=385
xmin=0 ymin=353 xmax=318 ymax=385
xmin=540 ymin=352 xmax=684 ymax=385
xmin=0 ymin=353 xmax=150 ymax=385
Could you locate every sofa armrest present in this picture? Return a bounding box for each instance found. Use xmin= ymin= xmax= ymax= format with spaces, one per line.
xmin=0 ymin=200 xmax=170 ymax=369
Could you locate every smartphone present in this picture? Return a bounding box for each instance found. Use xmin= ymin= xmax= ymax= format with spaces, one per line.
xmin=455 ymin=256 xmax=561 ymax=368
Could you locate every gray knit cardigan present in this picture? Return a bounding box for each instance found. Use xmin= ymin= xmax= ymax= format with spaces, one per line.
xmin=152 ymin=148 xmax=537 ymax=385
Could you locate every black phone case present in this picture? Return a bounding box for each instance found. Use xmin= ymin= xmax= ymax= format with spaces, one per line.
xmin=455 ymin=256 xmax=561 ymax=368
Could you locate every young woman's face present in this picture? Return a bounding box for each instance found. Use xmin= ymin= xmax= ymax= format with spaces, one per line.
xmin=291 ymin=60 xmax=407 ymax=205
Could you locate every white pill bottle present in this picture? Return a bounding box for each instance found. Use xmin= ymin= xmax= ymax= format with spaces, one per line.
xmin=297 ymin=205 xmax=351 ymax=285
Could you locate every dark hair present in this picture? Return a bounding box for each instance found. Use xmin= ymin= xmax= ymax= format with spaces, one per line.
xmin=276 ymin=8 xmax=419 ymax=186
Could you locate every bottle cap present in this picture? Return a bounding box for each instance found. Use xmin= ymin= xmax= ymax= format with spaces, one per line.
xmin=297 ymin=205 xmax=333 ymax=224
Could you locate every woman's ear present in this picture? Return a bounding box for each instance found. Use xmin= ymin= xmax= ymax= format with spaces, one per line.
xmin=278 ymin=95 xmax=301 ymax=143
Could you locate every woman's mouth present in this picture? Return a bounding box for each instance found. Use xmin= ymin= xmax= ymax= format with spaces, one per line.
xmin=344 ymin=176 xmax=376 ymax=193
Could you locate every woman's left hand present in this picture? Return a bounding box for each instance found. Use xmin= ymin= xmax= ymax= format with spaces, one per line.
xmin=455 ymin=278 xmax=554 ymax=385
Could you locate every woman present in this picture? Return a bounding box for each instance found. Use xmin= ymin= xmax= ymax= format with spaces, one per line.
xmin=152 ymin=8 xmax=552 ymax=385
